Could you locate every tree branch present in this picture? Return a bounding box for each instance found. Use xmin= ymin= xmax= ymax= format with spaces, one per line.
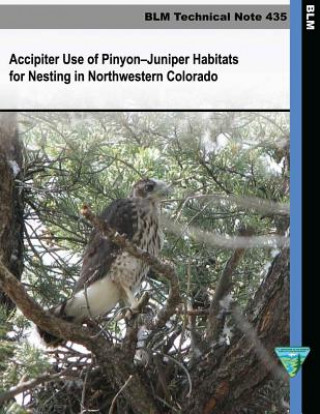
xmin=0 ymin=367 xmax=76 ymax=404
xmin=206 ymin=227 xmax=253 ymax=343
xmin=206 ymin=249 xmax=244 ymax=344
xmin=171 ymin=192 xmax=289 ymax=216
xmin=108 ymin=374 xmax=133 ymax=414
xmin=0 ymin=113 xmax=24 ymax=312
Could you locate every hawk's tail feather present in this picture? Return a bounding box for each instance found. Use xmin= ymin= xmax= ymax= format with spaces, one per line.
xmin=37 ymin=278 xmax=121 ymax=346
xmin=37 ymin=326 xmax=65 ymax=347
xmin=36 ymin=302 xmax=72 ymax=347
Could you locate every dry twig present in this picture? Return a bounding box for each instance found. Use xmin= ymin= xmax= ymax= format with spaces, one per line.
xmin=0 ymin=367 xmax=77 ymax=404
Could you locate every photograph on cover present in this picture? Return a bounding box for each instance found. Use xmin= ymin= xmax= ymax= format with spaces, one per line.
xmin=0 ymin=112 xmax=289 ymax=413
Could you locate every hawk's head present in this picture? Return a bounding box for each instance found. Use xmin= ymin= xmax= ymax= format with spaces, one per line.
xmin=131 ymin=178 xmax=170 ymax=200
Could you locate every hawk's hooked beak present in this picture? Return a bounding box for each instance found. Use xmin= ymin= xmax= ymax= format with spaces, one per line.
xmin=152 ymin=180 xmax=171 ymax=199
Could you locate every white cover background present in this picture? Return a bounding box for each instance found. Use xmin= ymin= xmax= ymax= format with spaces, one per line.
xmin=0 ymin=28 xmax=289 ymax=109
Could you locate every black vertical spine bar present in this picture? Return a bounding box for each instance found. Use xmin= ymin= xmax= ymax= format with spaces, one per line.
xmin=302 ymin=0 xmax=317 ymax=412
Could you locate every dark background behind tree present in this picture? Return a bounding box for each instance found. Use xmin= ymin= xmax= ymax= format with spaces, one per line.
xmin=0 ymin=112 xmax=289 ymax=413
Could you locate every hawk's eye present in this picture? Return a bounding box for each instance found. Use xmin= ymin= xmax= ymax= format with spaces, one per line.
xmin=145 ymin=183 xmax=154 ymax=192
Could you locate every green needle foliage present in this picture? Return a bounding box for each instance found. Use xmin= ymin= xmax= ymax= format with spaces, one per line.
xmin=0 ymin=112 xmax=290 ymax=413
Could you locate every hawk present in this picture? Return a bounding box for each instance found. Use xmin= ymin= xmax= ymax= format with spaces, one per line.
xmin=37 ymin=178 xmax=169 ymax=346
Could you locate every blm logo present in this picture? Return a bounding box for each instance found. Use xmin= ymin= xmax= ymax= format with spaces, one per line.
xmin=275 ymin=347 xmax=310 ymax=378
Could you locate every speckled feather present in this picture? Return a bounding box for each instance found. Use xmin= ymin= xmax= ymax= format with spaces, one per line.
xmin=74 ymin=199 xmax=138 ymax=293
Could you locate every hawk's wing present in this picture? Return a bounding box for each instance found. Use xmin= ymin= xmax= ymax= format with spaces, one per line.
xmin=74 ymin=198 xmax=138 ymax=293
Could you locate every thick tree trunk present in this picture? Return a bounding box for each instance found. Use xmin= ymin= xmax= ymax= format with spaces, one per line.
xmin=0 ymin=113 xmax=24 ymax=312
xmin=182 ymin=249 xmax=289 ymax=414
